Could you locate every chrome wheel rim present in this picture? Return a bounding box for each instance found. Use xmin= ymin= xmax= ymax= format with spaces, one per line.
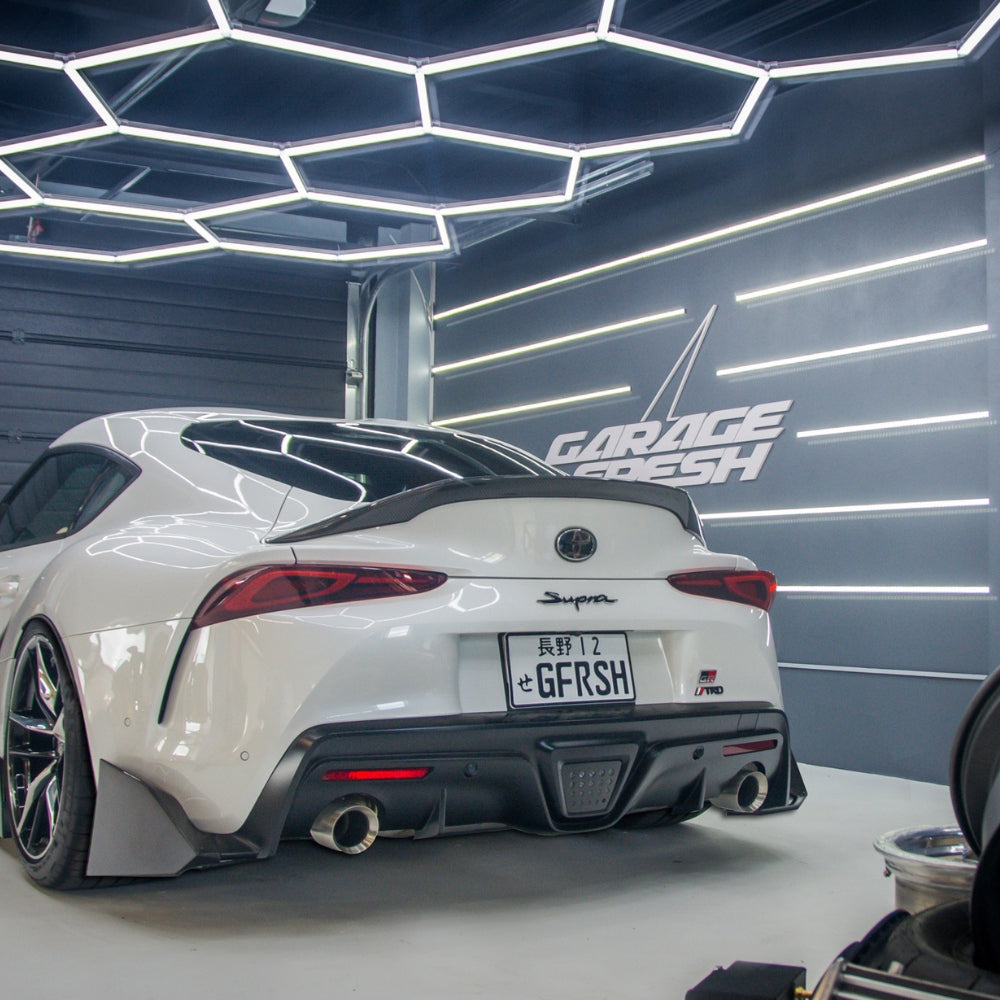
xmin=6 ymin=633 xmax=65 ymax=862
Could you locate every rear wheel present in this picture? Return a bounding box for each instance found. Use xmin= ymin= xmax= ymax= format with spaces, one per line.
xmin=5 ymin=622 xmax=98 ymax=888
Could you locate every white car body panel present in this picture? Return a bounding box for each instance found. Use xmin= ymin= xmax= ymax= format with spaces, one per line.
xmin=0 ymin=408 xmax=803 ymax=882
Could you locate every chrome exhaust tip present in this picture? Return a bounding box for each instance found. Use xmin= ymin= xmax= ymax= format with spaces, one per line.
xmin=712 ymin=766 xmax=769 ymax=814
xmin=310 ymin=796 xmax=380 ymax=854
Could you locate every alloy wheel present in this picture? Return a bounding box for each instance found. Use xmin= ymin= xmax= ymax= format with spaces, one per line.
xmin=6 ymin=631 xmax=66 ymax=862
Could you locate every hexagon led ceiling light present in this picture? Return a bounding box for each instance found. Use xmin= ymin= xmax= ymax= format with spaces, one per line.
xmin=0 ymin=0 xmax=997 ymax=268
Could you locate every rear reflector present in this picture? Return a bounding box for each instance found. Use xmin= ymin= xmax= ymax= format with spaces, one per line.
xmin=722 ymin=740 xmax=779 ymax=757
xmin=192 ymin=564 xmax=447 ymax=628
xmin=667 ymin=569 xmax=777 ymax=611
xmin=322 ymin=768 xmax=431 ymax=782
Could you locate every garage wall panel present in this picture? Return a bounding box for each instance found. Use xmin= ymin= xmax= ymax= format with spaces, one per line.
xmin=0 ymin=259 xmax=347 ymax=493
xmin=432 ymin=59 xmax=995 ymax=782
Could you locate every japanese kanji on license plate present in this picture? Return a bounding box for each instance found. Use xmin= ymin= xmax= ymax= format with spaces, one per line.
xmin=501 ymin=632 xmax=634 ymax=708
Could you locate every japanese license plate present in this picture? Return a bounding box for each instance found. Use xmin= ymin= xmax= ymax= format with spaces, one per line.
xmin=502 ymin=632 xmax=634 ymax=708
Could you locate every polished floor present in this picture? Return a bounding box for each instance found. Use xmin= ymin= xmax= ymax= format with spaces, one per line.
xmin=0 ymin=765 xmax=954 ymax=999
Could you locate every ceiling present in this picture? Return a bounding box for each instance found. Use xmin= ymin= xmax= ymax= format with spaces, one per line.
xmin=0 ymin=0 xmax=995 ymax=272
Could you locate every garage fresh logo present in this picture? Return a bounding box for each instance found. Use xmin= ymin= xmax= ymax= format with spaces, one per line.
xmin=543 ymin=305 xmax=792 ymax=488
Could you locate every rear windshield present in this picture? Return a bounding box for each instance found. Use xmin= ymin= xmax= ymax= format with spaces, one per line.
xmin=180 ymin=418 xmax=555 ymax=503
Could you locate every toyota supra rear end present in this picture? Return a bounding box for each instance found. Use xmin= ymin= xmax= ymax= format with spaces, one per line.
xmin=0 ymin=410 xmax=804 ymax=888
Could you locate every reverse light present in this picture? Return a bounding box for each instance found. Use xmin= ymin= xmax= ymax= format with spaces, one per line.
xmin=668 ymin=569 xmax=777 ymax=611
xmin=192 ymin=564 xmax=448 ymax=628
xmin=322 ymin=768 xmax=431 ymax=781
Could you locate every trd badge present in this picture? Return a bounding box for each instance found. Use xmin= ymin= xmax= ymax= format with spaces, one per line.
xmin=555 ymin=526 xmax=597 ymax=562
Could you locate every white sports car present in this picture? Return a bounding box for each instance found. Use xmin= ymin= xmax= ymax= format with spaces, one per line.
xmin=0 ymin=409 xmax=804 ymax=888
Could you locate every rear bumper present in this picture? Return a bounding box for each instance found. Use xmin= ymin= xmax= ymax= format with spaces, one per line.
xmin=87 ymin=702 xmax=806 ymax=877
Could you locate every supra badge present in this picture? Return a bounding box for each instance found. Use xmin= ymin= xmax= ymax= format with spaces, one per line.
xmin=555 ymin=526 xmax=597 ymax=562
xmin=538 ymin=591 xmax=618 ymax=611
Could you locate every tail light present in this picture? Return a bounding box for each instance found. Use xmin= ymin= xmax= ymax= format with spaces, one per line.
xmin=667 ymin=569 xmax=777 ymax=611
xmin=322 ymin=768 xmax=431 ymax=781
xmin=722 ymin=739 xmax=779 ymax=757
xmin=192 ymin=564 xmax=448 ymax=628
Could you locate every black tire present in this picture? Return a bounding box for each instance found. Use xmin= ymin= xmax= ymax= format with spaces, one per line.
xmin=973 ymin=827 xmax=1000 ymax=972
xmin=616 ymin=806 xmax=708 ymax=829
xmin=951 ymin=664 xmax=1000 ymax=855
xmin=858 ymin=902 xmax=1000 ymax=995
xmin=4 ymin=622 xmax=99 ymax=889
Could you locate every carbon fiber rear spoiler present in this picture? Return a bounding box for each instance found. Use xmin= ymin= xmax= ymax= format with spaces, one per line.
xmin=268 ymin=475 xmax=702 ymax=544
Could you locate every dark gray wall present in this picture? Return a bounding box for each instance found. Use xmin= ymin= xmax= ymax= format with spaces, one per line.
xmin=0 ymin=258 xmax=348 ymax=493
xmin=432 ymin=58 xmax=998 ymax=783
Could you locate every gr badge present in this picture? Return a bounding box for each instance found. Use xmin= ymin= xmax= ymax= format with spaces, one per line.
xmin=695 ymin=669 xmax=724 ymax=696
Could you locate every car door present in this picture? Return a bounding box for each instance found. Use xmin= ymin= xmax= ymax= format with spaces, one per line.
xmin=0 ymin=449 xmax=136 ymax=641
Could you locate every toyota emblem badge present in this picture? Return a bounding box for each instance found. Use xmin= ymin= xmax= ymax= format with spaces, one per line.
xmin=555 ymin=527 xmax=597 ymax=562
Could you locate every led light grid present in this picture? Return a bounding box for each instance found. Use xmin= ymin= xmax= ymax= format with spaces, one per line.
xmin=0 ymin=0 xmax=997 ymax=267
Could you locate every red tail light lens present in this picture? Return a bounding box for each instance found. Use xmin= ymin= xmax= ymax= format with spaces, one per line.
xmin=722 ymin=739 xmax=779 ymax=757
xmin=192 ymin=564 xmax=448 ymax=628
xmin=667 ymin=569 xmax=777 ymax=611
xmin=322 ymin=768 xmax=431 ymax=781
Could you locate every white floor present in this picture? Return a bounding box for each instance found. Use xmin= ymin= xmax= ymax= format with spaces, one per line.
xmin=0 ymin=765 xmax=954 ymax=999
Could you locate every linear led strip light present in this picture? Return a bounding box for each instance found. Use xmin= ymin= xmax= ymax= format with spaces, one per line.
xmin=717 ymin=323 xmax=989 ymax=377
xmin=734 ymin=238 xmax=988 ymax=303
xmin=778 ymin=584 xmax=990 ymax=596
xmin=432 ymin=308 xmax=685 ymax=375
xmin=797 ymin=410 xmax=990 ymax=440
xmin=765 ymin=0 xmax=1000 ymax=76
xmin=0 ymin=240 xmax=212 ymax=264
xmin=433 ymin=386 xmax=630 ymax=427
xmin=779 ymin=662 xmax=989 ymax=682
xmin=770 ymin=47 xmax=960 ymax=80
xmin=700 ymin=497 xmax=991 ymax=521
xmin=435 ymin=154 xmax=986 ymax=321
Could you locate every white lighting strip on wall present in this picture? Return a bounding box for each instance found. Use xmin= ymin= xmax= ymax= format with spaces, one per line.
xmin=433 ymin=386 xmax=631 ymax=427
xmin=734 ymin=238 xmax=989 ymax=303
xmin=778 ymin=584 xmax=990 ymax=596
xmin=716 ymin=323 xmax=990 ymax=377
xmin=779 ymin=662 xmax=988 ymax=682
xmin=434 ymin=154 xmax=986 ymax=320
xmin=797 ymin=410 xmax=990 ymax=439
xmin=699 ymin=497 xmax=991 ymax=521
xmin=432 ymin=307 xmax=685 ymax=374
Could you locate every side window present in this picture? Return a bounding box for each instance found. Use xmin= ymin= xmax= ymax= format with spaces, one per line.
xmin=0 ymin=451 xmax=132 ymax=549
